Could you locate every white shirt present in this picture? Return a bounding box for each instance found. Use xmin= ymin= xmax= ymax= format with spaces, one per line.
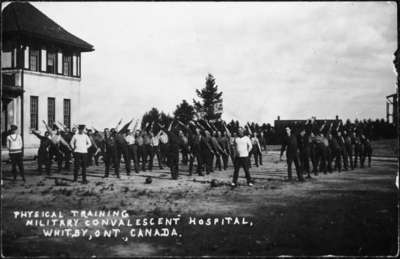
xmin=125 ymin=135 xmax=135 ymax=145
xmin=7 ymin=134 xmax=23 ymax=154
xmin=251 ymin=137 xmax=260 ymax=146
xmin=151 ymin=135 xmax=160 ymax=146
xmin=159 ymin=133 xmax=168 ymax=144
xmin=50 ymin=134 xmax=62 ymax=145
xmin=234 ymin=136 xmax=252 ymax=157
xmin=70 ymin=133 xmax=92 ymax=153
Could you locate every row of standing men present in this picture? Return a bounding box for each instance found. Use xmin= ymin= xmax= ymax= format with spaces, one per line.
xmin=8 ymin=119 xmax=373 ymax=185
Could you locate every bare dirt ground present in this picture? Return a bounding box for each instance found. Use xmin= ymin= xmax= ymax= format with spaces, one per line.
xmin=1 ymin=144 xmax=398 ymax=257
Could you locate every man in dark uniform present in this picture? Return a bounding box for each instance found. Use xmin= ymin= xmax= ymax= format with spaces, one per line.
xmin=31 ymin=129 xmax=51 ymax=174
xmin=361 ymin=134 xmax=372 ymax=167
xmin=344 ymin=130 xmax=354 ymax=170
xmin=135 ymin=130 xmax=145 ymax=171
xmin=189 ymin=126 xmax=204 ymax=176
xmin=92 ymin=129 xmax=104 ymax=166
xmin=201 ymin=130 xmax=215 ymax=175
xmin=102 ymin=128 xmax=117 ymax=178
xmin=142 ymin=130 xmax=152 ymax=171
xmin=217 ymin=130 xmax=230 ymax=170
xmin=259 ymin=131 xmax=267 ymax=152
xmin=337 ymin=130 xmax=348 ymax=171
xmin=328 ymin=132 xmax=342 ymax=173
xmin=310 ymin=132 xmax=319 ymax=175
xmin=211 ymin=131 xmax=225 ymax=171
xmin=352 ymin=131 xmax=363 ymax=168
xmin=114 ymin=130 xmax=131 ymax=177
xmin=298 ymin=128 xmax=312 ymax=178
xmin=280 ymin=127 xmax=304 ymax=181
xmin=250 ymin=132 xmax=262 ymax=167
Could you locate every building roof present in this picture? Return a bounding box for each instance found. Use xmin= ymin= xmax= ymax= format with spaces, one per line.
xmin=2 ymin=2 xmax=94 ymax=52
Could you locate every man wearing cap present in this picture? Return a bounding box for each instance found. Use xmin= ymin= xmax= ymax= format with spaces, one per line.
xmin=70 ymin=125 xmax=92 ymax=184
xmin=7 ymin=125 xmax=25 ymax=181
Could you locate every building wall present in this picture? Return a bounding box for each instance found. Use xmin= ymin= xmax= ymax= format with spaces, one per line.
xmin=2 ymin=39 xmax=89 ymax=159
xmin=23 ymin=71 xmax=81 ymax=151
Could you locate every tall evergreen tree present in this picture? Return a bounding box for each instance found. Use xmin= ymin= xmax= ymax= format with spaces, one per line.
xmin=193 ymin=73 xmax=223 ymax=121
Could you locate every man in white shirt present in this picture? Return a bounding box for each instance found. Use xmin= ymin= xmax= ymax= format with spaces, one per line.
xmin=159 ymin=130 xmax=169 ymax=167
xmin=7 ymin=124 xmax=25 ymax=181
xmin=125 ymin=129 xmax=139 ymax=174
xmin=70 ymin=125 xmax=92 ymax=184
xmin=149 ymin=131 xmax=163 ymax=170
xmin=231 ymin=127 xmax=253 ymax=187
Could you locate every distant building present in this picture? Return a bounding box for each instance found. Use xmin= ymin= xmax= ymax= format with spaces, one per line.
xmin=1 ymin=2 xmax=94 ymax=156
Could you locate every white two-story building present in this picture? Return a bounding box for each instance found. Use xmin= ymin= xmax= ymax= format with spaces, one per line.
xmin=1 ymin=2 xmax=94 ymax=158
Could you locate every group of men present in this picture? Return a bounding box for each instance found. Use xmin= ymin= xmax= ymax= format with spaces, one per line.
xmin=5 ymin=117 xmax=373 ymax=187
xmin=280 ymin=119 xmax=373 ymax=181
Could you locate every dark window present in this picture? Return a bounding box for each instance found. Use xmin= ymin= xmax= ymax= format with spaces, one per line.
xmin=63 ymin=55 xmax=72 ymax=76
xmin=63 ymin=99 xmax=71 ymax=129
xmin=77 ymin=55 xmax=81 ymax=77
xmin=29 ymin=50 xmax=40 ymax=71
xmin=48 ymin=97 xmax=55 ymax=127
xmin=3 ymin=74 xmax=15 ymax=85
xmin=47 ymin=52 xmax=56 ymax=73
xmin=30 ymin=96 xmax=39 ymax=130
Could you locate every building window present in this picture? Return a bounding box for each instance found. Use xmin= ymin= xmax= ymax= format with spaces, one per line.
xmin=63 ymin=99 xmax=71 ymax=129
xmin=47 ymin=52 xmax=56 ymax=73
xmin=77 ymin=55 xmax=81 ymax=77
xmin=29 ymin=50 xmax=40 ymax=71
xmin=30 ymin=96 xmax=39 ymax=130
xmin=1 ymin=51 xmax=12 ymax=68
xmin=47 ymin=97 xmax=55 ymax=127
xmin=63 ymin=55 xmax=72 ymax=76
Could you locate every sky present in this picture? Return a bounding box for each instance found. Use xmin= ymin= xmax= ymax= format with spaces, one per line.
xmin=15 ymin=2 xmax=399 ymax=127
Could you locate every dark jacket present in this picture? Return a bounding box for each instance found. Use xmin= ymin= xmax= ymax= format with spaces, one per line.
xmin=280 ymin=134 xmax=299 ymax=158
